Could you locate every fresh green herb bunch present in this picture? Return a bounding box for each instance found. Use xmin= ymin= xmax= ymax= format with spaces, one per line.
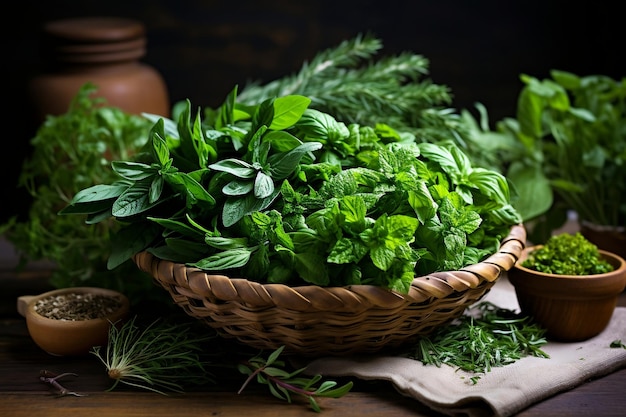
xmin=61 ymin=87 xmax=521 ymax=293
xmin=521 ymin=232 xmax=614 ymax=275
xmin=0 ymin=83 xmax=160 ymax=300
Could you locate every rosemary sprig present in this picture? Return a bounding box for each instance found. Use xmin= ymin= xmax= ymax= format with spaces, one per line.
xmin=409 ymin=302 xmax=550 ymax=383
xmin=91 ymin=316 xmax=218 ymax=394
xmin=237 ymin=33 xmax=465 ymax=143
xmin=237 ymin=346 xmax=354 ymax=413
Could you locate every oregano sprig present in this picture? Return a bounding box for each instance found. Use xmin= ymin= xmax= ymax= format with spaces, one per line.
xmin=237 ymin=346 xmax=354 ymax=413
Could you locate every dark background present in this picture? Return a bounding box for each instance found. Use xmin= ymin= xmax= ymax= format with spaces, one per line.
xmin=3 ymin=0 xmax=622 ymax=222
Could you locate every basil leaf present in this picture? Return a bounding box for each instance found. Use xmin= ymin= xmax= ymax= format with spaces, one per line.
xmin=192 ymin=248 xmax=253 ymax=270
xmin=61 ymin=183 xmax=127 ymax=208
xmin=112 ymin=179 xmax=161 ymax=218
xmin=107 ymin=221 xmax=161 ymax=269
xmin=112 ymin=161 xmax=157 ymax=181
xmin=269 ymin=95 xmax=311 ymax=130
xmin=222 ymin=179 xmax=254 ymax=196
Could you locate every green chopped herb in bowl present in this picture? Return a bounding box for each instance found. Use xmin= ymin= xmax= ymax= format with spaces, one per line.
xmin=522 ymin=232 xmax=614 ymax=275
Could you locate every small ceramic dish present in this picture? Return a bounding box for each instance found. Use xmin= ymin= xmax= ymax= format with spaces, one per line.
xmin=17 ymin=287 xmax=130 ymax=356
xmin=508 ymin=247 xmax=626 ymax=342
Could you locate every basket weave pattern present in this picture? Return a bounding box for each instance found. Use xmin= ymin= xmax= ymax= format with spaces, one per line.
xmin=133 ymin=224 xmax=526 ymax=356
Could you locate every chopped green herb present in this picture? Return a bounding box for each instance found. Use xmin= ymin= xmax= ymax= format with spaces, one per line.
xmin=610 ymin=340 xmax=626 ymax=349
xmin=408 ymin=302 xmax=549 ymax=383
xmin=522 ymin=232 xmax=614 ymax=275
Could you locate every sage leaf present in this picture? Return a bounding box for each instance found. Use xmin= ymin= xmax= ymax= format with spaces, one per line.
xmin=254 ymin=171 xmax=274 ymax=199
xmin=209 ymin=158 xmax=256 ymax=178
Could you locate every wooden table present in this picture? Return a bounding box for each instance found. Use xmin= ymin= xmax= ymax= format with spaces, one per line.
xmin=2 ymin=239 xmax=626 ymax=416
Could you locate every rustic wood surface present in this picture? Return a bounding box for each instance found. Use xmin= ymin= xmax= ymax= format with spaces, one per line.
xmin=2 ymin=237 xmax=626 ymax=417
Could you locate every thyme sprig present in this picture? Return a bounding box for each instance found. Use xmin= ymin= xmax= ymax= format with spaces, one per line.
xmin=237 ymin=346 xmax=354 ymax=413
xmin=409 ymin=302 xmax=549 ymax=383
xmin=91 ymin=316 xmax=218 ymax=394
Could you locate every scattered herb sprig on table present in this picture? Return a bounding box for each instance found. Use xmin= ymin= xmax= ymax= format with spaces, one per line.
xmin=39 ymin=370 xmax=86 ymax=397
xmin=91 ymin=316 xmax=218 ymax=394
xmin=237 ymin=346 xmax=354 ymax=413
xmin=92 ymin=317 xmax=353 ymax=412
xmin=409 ymin=302 xmax=549 ymax=383
xmin=610 ymin=340 xmax=626 ymax=349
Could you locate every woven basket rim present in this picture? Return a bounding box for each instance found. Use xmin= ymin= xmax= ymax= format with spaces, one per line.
xmin=133 ymin=224 xmax=526 ymax=311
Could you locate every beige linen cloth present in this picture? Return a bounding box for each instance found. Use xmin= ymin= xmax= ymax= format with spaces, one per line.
xmin=304 ymin=276 xmax=626 ymax=417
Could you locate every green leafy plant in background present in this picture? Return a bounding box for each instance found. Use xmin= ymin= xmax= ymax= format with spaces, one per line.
xmin=536 ymin=72 xmax=626 ymax=229
xmin=460 ymin=70 xmax=626 ymax=243
xmin=0 ymin=83 xmax=168 ymax=306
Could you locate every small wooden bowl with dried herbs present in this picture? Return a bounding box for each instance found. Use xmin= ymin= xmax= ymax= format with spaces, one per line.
xmin=17 ymin=287 xmax=130 ymax=356
xmin=508 ymin=233 xmax=626 ymax=342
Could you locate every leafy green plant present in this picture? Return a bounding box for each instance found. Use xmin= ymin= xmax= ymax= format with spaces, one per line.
xmin=0 ymin=83 xmax=166 ymax=305
xmin=237 ymin=346 xmax=354 ymax=413
xmin=460 ymin=70 xmax=626 ymax=242
xmin=521 ymin=232 xmax=614 ymax=275
xmin=60 ymin=86 xmax=521 ymax=293
xmin=518 ymin=71 xmax=626 ymax=230
xmin=409 ymin=302 xmax=549 ymax=384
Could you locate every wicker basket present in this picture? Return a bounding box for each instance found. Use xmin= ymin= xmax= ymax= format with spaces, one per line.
xmin=133 ymin=224 xmax=526 ymax=356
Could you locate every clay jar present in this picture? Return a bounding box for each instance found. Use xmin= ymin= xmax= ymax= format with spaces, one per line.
xmin=580 ymin=220 xmax=626 ymax=262
xmin=29 ymin=16 xmax=170 ymax=123
xmin=17 ymin=287 xmax=130 ymax=356
xmin=508 ymin=246 xmax=626 ymax=342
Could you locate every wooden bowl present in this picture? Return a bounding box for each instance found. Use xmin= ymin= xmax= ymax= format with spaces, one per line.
xmin=17 ymin=287 xmax=130 ymax=356
xmin=508 ymin=246 xmax=626 ymax=342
